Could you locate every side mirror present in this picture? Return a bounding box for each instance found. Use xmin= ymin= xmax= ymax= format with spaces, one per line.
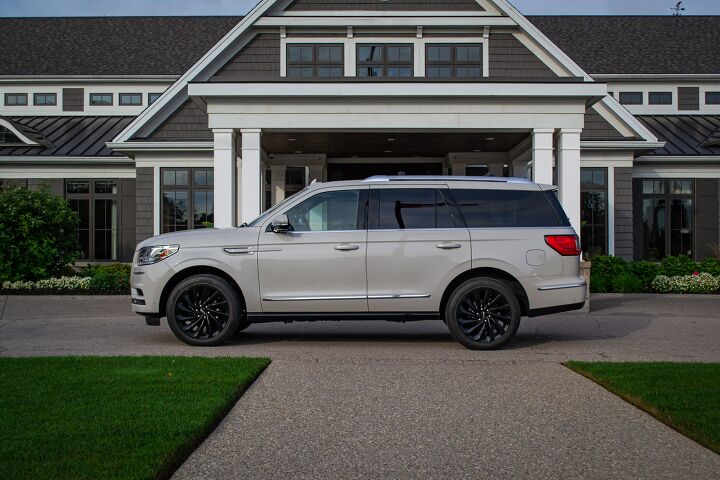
xmin=270 ymin=214 xmax=291 ymax=233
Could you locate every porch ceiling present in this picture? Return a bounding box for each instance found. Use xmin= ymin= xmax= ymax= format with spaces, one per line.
xmin=263 ymin=131 xmax=528 ymax=158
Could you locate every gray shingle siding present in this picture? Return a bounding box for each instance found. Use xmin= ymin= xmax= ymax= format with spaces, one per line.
xmin=678 ymin=87 xmax=700 ymax=111
xmin=614 ymin=167 xmax=633 ymax=260
xmin=488 ymin=33 xmax=558 ymax=79
xmin=146 ymin=100 xmax=212 ymax=140
xmin=582 ymin=108 xmax=627 ymax=140
xmin=285 ymin=0 xmax=484 ymax=11
xmin=211 ymin=34 xmax=281 ymax=82
xmin=62 ymin=88 xmax=84 ymax=112
xmin=135 ymin=167 xmax=154 ymax=245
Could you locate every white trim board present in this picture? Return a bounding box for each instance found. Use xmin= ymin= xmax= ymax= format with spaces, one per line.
xmin=0 ymin=165 xmax=135 ymax=178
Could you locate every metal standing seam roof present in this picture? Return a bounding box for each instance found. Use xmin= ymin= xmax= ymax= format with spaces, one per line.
xmin=636 ymin=115 xmax=720 ymax=156
xmin=0 ymin=116 xmax=135 ymax=157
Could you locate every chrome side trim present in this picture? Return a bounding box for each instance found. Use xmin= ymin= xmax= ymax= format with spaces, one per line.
xmin=537 ymin=282 xmax=586 ymax=291
xmin=368 ymin=294 xmax=432 ymax=299
xmin=262 ymin=294 xmax=431 ymax=302
xmin=262 ymin=295 xmax=367 ymax=302
xmin=223 ymin=247 xmax=254 ymax=255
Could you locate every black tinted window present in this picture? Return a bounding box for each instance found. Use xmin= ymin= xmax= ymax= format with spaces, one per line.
xmin=452 ymin=189 xmax=565 ymax=228
xmin=374 ymin=189 xmax=455 ymax=230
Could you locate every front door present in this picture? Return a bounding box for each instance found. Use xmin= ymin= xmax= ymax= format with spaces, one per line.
xmin=258 ymin=187 xmax=369 ymax=313
xmin=366 ymin=185 xmax=471 ymax=313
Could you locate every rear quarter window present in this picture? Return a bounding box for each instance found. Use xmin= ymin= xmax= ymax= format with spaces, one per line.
xmin=451 ymin=188 xmax=568 ymax=228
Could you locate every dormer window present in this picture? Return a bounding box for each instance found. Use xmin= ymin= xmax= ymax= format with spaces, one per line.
xmin=0 ymin=126 xmax=22 ymax=144
xmin=287 ymin=44 xmax=344 ymax=78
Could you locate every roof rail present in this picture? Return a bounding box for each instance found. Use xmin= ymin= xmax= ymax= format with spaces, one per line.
xmin=362 ymin=175 xmax=534 ymax=184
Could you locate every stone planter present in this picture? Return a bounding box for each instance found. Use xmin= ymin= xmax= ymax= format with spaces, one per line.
xmin=580 ymin=260 xmax=592 ymax=312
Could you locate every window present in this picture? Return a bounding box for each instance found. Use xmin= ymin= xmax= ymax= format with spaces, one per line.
xmin=90 ymin=93 xmax=113 ymax=106
xmin=286 ymin=189 xmax=363 ymax=232
xmin=426 ymin=44 xmax=483 ymax=78
xmin=370 ymin=188 xmax=455 ymax=230
xmin=33 ymin=93 xmax=57 ymax=106
xmin=357 ymin=44 xmax=413 ymax=78
xmin=0 ymin=126 xmax=22 ymax=144
xmin=649 ymin=92 xmax=673 ymax=105
xmin=640 ymin=179 xmax=694 ymax=260
xmin=4 ymin=93 xmax=27 ymax=106
xmin=580 ymin=168 xmax=608 ymax=257
xmin=65 ymin=179 xmax=120 ymax=261
xmin=706 ymin=92 xmax=720 ymax=105
xmin=148 ymin=93 xmax=162 ymax=105
xmin=0 ymin=179 xmax=28 ymax=191
xmin=119 ymin=93 xmax=142 ymax=106
xmin=161 ymin=168 xmax=214 ymax=233
xmin=619 ymin=92 xmax=643 ymax=105
xmin=452 ymin=189 xmax=566 ymax=228
xmin=466 ymin=165 xmax=489 ymax=176
xmin=287 ymin=44 xmax=344 ymax=78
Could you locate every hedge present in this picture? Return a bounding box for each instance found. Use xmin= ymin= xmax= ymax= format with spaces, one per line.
xmin=1 ymin=264 xmax=131 ymax=295
xmin=591 ymin=256 xmax=720 ymax=294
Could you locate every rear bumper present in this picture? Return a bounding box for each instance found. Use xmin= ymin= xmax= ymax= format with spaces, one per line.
xmin=528 ymin=300 xmax=585 ymax=317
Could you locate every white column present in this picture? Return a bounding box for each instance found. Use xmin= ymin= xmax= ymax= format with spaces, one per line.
xmin=531 ymin=128 xmax=554 ymax=185
xmin=213 ymin=129 xmax=236 ymax=229
xmin=270 ymin=165 xmax=286 ymax=206
xmin=607 ymin=165 xmax=615 ymax=256
xmin=557 ymin=128 xmax=582 ymax=235
xmin=240 ymin=129 xmax=263 ymax=223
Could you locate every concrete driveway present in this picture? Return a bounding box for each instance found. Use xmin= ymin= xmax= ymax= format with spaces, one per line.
xmin=1 ymin=293 xmax=719 ymax=478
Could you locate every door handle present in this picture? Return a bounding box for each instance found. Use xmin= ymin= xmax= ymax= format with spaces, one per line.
xmin=334 ymin=244 xmax=360 ymax=251
xmin=436 ymin=243 xmax=462 ymax=250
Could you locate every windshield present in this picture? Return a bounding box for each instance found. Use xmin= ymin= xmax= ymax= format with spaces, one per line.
xmin=247 ymin=189 xmax=306 ymax=227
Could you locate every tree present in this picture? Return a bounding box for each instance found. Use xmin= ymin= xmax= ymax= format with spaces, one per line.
xmin=0 ymin=185 xmax=80 ymax=281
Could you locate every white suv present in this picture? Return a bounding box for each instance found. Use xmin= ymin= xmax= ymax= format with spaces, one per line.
xmin=131 ymin=176 xmax=586 ymax=350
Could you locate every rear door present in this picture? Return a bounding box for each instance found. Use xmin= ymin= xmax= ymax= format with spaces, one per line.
xmin=366 ymin=185 xmax=471 ymax=313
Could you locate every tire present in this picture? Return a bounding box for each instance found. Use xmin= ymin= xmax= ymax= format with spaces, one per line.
xmin=166 ymin=274 xmax=244 ymax=347
xmin=445 ymin=277 xmax=521 ymax=350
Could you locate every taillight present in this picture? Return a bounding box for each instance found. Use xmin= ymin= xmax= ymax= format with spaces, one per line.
xmin=545 ymin=235 xmax=581 ymax=256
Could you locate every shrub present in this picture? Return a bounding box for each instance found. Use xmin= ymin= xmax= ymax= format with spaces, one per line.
xmin=0 ymin=186 xmax=80 ymax=282
xmin=651 ymin=273 xmax=720 ymax=294
xmin=699 ymin=258 xmax=720 ymax=276
xmin=82 ymin=263 xmax=131 ymax=292
xmin=2 ymin=276 xmax=91 ymax=291
xmin=590 ymin=256 xmax=628 ymax=293
xmin=625 ymin=261 xmax=660 ymax=291
xmin=658 ymin=255 xmax=697 ymax=277
xmin=611 ymin=272 xmax=645 ymax=293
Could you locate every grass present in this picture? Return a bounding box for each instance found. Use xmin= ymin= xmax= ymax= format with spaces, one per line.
xmin=566 ymin=362 xmax=720 ymax=454
xmin=0 ymin=356 xmax=270 ymax=480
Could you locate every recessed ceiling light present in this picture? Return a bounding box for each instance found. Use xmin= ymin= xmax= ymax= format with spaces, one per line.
xmin=294 ymin=150 xmax=303 ymax=154
xmin=473 ymin=149 xmax=483 ymax=152
xmin=485 ymin=137 xmax=495 ymax=141
xmin=287 ymin=138 xmax=297 ymax=142
xmin=387 ymin=138 xmax=396 ymax=142
xmin=384 ymin=150 xmax=392 ymax=153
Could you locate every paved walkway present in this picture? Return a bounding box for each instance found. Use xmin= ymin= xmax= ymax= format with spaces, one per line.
xmin=1 ymin=294 xmax=719 ymax=478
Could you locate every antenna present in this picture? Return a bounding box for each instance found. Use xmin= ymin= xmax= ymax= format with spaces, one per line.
xmin=671 ymin=1 xmax=685 ymax=15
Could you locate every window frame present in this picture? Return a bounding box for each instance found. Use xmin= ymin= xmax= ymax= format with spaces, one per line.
xmin=580 ymin=167 xmax=609 ymax=257
xmin=4 ymin=93 xmax=28 ymax=106
xmin=33 ymin=93 xmax=57 ymax=106
xmin=89 ymin=93 xmax=113 ymax=106
xmin=65 ymin=179 xmax=122 ymax=262
xmin=425 ymin=43 xmax=484 ymax=79
xmin=357 ymin=43 xmax=414 ymax=79
xmin=118 ymin=93 xmax=142 ymax=106
xmin=282 ymin=187 xmax=368 ymax=233
xmin=706 ymin=91 xmax=720 ymax=105
xmin=148 ymin=93 xmax=162 ymax=105
xmin=619 ymin=92 xmax=644 ymax=105
xmin=639 ymin=178 xmax=695 ymax=260
xmin=286 ymin=43 xmax=344 ymax=79
xmin=648 ymin=92 xmax=673 ymax=105
xmin=160 ymin=167 xmax=215 ymax=233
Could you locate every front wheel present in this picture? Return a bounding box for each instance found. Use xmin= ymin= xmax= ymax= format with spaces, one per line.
xmin=166 ymin=274 xmax=243 ymax=347
xmin=445 ymin=277 xmax=521 ymax=350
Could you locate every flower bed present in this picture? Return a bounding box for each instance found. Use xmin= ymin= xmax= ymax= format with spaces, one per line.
xmin=651 ymin=272 xmax=720 ymax=294
xmin=591 ymin=255 xmax=720 ymax=294
xmin=0 ymin=264 xmax=130 ymax=295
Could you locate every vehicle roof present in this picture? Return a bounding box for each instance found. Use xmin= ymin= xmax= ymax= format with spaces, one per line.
xmin=306 ymin=176 xmax=550 ymax=191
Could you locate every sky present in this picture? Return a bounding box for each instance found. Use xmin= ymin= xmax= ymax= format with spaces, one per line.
xmin=1 ymin=0 xmax=719 ymax=17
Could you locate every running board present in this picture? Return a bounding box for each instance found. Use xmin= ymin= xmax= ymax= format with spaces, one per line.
xmin=246 ymin=312 xmax=440 ymax=323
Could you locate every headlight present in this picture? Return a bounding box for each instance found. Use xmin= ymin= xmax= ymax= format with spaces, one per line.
xmin=137 ymin=245 xmax=179 ymax=266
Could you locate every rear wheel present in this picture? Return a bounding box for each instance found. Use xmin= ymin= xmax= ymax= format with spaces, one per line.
xmin=166 ymin=274 xmax=243 ymax=347
xmin=445 ymin=277 xmax=521 ymax=350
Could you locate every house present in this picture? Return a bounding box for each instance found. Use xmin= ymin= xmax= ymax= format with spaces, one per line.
xmin=1 ymin=0 xmax=718 ymax=264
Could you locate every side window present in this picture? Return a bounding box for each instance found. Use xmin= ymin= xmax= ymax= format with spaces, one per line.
xmin=452 ymin=188 xmax=565 ymax=228
xmin=372 ymin=188 xmax=455 ymax=230
xmin=286 ymin=190 xmax=362 ymax=232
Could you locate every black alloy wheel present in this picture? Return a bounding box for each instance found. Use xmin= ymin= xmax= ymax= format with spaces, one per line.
xmin=167 ymin=274 xmax=243 ymax=346
xmin=445 ymin=277 xmax=521 ymax=350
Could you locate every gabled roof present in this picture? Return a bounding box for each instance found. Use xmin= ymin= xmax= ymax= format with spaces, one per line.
xmin=637 ymin=115 xmax=720 ymax=156
xmin=529 ymin=16 xmax=720 ymax=75
xmin=0 ymin=16 xmax=240 ymax=76
xmin=0 ymin=117 xmax=134 ymax=157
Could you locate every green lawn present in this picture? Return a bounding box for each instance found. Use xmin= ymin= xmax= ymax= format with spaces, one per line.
xmin=0 ymin=356 xmax=270 ymax=480
xmin=566 ymin=362 xmax=720 ymax=454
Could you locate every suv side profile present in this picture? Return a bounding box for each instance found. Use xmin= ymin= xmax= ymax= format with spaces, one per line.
xmin=131 ymin=176 xmax=586 ymax=350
